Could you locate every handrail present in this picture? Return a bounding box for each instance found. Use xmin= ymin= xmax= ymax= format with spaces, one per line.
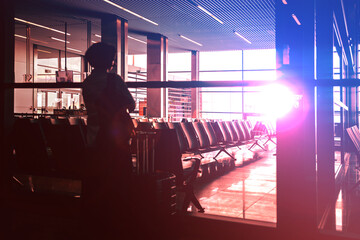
xmin=4 ymin=79 xmax=360 ymax=89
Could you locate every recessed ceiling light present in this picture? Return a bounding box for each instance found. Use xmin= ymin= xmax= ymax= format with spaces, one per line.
xmin=179 ymin=35 xmax=203 ymax=46
xmin=91 ymin=40 xmax=98 ymax=44
xmin=15 ymin=34 xmax=26 ymax=39
xmin=234 ymin=31 xmax=252 ymax=44
xmin=67 ymin=47 xmax=82 ymax=53
xmin=94 ymin=34 xmax=146 ymax=44
xmin=292 ymin=14 xmax=301 ymax=25
xmin=14 ymin=34 xmax=49 ymax=44
xmin=37 ymin=49 xmax=52 ymax=54
xmin=197 ymin=5 xmax=223 ymax=24
xmin=187 ymin=0 xmax=223 ymax=24
xmin=103 ymin=0 xmax=158 ymax=26
xmin=15 ymin=18 xmax=70 ymax=36
xmin=128 ymin=35 xmax=146 ymax=44
xmin=282 ymin=0 xmax=288 ymax=4
xmin=50 ymin=37 xmax=70 ymax=43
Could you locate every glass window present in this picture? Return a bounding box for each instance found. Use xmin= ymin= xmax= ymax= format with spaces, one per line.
xmin=14 ymin=89 xmax=34 ymax=113
xmin=35 ymin=46 xmax=59 ymax=83
xmin=201 ymin=87 xmax=243 ymax=92
xmin=131 ymin=54 xmax=147 ymax=69
xmin=243 ymin=91 xmax=263 ymax=113
xmin=243 ymin=70 xmax=276 ymax=81
xmin=168 ymin=52 xmax=191 ymax=71
xmin=201 ymin=112 xmax=243 ymax=121
xmin=61 ymin=51 xmax=82 ymax=82
xmin=14 ymin=23 xmax=28 ymax=83
xmin=199 ymin=71 xmax=242 ymax=81
xmin=168 ymin=72 xmax=191 ymax=81
xmin=333 ymin=50 xmax=340 ymax=69
xmin=168 ymin=88 xmax=192 ymax=121
xmin=198 ymin=49 xmax=276 ymax=120
xmin=200 ymin=51 xmax=242 ymax=71
xmin=201 ymin=91 xmax=242 ymax=113
xmin=333 ymin=87 xmax=341 ymax=112
xmin=243 ymin=49 xmax=276 ymax=70
xmin=47 ymin=91 xmax=59 ymax=109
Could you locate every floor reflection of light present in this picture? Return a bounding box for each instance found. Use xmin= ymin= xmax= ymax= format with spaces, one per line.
xmin=195 ymin=151 xmax=277 ymax=223
xmin=227 ymin=183 xmax=243 ymax=191
xmin=335 ymin=190 xmax=343 ymax=231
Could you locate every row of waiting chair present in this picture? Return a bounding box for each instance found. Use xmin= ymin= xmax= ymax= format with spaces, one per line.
xmin=132 ymin=118 xmax=271 ymax=173
xmin=11 ymin=117 xmax=204 ymax=213
xmin=12 ymin=117 xmax=87 ymax=178
xmin=11 ymin=117 xmax=274 ymax=213
xmin=12 ymin=116 xmax=274 ymax=176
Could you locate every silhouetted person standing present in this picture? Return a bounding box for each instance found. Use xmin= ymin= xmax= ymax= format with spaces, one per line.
xmin=82 ymin=42 xmax=135 ymax=239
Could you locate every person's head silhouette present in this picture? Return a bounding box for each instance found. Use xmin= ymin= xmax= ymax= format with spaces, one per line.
xmin=85 ymin=42 xmax=115 ymax=71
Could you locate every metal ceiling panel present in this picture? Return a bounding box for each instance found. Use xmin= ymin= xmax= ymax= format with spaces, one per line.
xmin=15 ymin=0 xmax=275 ymax=53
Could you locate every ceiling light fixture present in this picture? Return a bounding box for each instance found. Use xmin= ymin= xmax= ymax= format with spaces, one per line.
xmin=50 ymin=37 xmax=70 ymax=43
xmin=197 ymin=5 xmax=223 ymax=24
xmin=234 ymin=31 xmax=252 ymax=44
xmin=91 ymin=40 xmax=98 ymax=44
xmin=15 ymin=34 xmax=26 ymax=39
xmin=37 ymin=49 xmax=52 ymax=54
xmin=179 ymin=35 xmax=203 ymax=46
xmin=15 ymin=18 xmax=70 ymax=36
xmin=292 ymin=14 xmax=301 ymax=25
xmin=67 ymin=47 xmax=82 ymax=53
xmin=128 ymin=35 xmax=146 ymax=44
xmin=103 ymin=0 xmax=158 ymax=26
xmin=282 ymin=0 xmax=288 ymax=4
xmin=95 ymin=33 xmax=146 ymax=44
xmin=14 ymin=34 xmax=49 ymax=44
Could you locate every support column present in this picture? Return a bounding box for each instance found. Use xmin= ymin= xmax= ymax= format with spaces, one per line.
xmin=0 ymin=0 xmax=14 ymax=238
xmin=147 ymin=33 xmax=168 ymax=118
xmin=101 ymin=14 xmax=128 ymax=81
xmin=25 ymin=25 xmax=31 ymax=82
xmin=83 ymin=20 xmax=92 ymax=78
xmin=191 ymin=51 xmax=199 ymax=119
xmin=315 ymin=0 xmax=335 ymax=230
xmin=163 ymin=37 xmax=168 ymax=119
xmin=276 ymin=0 xmax=317 ymax=237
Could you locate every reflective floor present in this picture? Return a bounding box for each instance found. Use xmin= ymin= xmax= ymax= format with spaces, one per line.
xmin=337 ymin=152 xmax=360 ymax=235
xmin=193 ymin=147 xmax=277 ymax=223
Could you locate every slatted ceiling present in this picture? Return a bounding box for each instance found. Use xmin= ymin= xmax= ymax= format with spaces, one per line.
xmin=16 ymin=0 xmax=275 ymax=53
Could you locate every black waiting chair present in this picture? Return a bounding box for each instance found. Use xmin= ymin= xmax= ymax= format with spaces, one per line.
xmin=149 ymin=128 xmax=205 ymax=213
xmin=12 ymin=118 xmax=52 ymax=175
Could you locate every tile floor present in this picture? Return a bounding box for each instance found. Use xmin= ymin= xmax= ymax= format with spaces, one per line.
xmin=193 ymin=148 xmax=277 ymax=224
xmin=188 ymin=143 xmax=360 ymax=237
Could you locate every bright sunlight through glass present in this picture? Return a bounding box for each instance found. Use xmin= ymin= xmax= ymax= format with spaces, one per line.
xmin=261 ymin=84 xmax=297 ymax=119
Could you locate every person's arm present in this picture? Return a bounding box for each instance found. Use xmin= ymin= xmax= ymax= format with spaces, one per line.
xmin=114 ymin=74 xmax=136 ymax=112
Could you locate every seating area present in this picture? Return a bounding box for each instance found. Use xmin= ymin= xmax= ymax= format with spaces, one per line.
xmin=132 ymin=118 xmax=275 ymax=178
xmin=11 ymin=117 xmax=87 ymax=179
xmin=11 ymin=116 xmax=275 ymax=177
xmin=10 ymin=116 xmax=275 ymax=213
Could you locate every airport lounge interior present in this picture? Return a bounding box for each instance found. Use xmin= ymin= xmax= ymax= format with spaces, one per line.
xmin=3 ymin=0 xmax=360 ymax=239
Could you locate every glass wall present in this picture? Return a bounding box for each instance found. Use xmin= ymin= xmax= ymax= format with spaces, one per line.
xmin=128 ymin=49 xmax=276 ymax=121
xmin=128 ymin=54 xmax=147 ymax=117
xmin=13 ymin=15 xmax=89 ymax=115
xmin=199 ymin=49 xmax=276 ymax=121
xmin=168 ymin=52 xmax=192 ymax=121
